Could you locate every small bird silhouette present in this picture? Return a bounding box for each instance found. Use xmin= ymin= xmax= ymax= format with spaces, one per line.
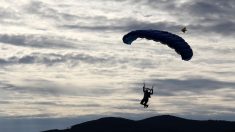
xmin=181 ymin=27 xmax=187 ymax=33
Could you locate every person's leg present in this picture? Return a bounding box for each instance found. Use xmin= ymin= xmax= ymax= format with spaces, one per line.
xmin=144 ymin=98 xmax=148 ymax=105
xmin=144 ymin=104 xmax=148 ymax=108
xmin=140 ymin=98 xmax=144 ymax=105
xmin=144 ymin=98 xmax=149 ymax=108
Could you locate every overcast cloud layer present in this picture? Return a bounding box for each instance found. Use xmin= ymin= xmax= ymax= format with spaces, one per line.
xmin=0 ymin=0 xmax=235 ymax=132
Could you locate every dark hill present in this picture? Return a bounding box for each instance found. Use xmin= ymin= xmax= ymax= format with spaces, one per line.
xmin=43 ymin=115 xmax=235 ymax=132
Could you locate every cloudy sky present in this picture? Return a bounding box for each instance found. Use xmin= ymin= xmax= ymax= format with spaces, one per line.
xmin=0 ymin=0 xmax=235 ymax=131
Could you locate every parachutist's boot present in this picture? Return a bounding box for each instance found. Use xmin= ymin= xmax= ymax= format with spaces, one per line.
xmin=144 ymin=104 xmax=148 ymax=108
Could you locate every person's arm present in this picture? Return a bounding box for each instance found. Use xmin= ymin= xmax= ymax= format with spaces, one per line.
xmin=143 ymin=83 xmax=146 ymax=92
xmin=150 ymin=86 xmax=153 ymax=94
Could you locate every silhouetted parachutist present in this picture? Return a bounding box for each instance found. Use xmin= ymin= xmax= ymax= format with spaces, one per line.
xmin=140 ymin=83 xmax=153 ymax=108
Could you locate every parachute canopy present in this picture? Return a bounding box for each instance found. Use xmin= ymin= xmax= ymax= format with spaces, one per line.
xmin=122 ymin=30 xmax=193 ymax=61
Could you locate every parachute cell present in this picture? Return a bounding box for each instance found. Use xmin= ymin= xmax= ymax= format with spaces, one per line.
xmin=122 ymin=30 xmax=193 ymax=61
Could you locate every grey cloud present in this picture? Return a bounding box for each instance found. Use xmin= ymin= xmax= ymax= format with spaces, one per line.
xmin=0 ymin=59 xmax=8 ymax=65
xmin=197 ymin=46 xmax=235 ymax=54
xmin=138 ymin=0 xmax=235 ymax=19
xmin=0 ymin=79 xmax=79 ymax=96
xmin=188 ymin=0 xmax=235 ymax=17
xmin=138 ymin=0 xmax=178 ymax=9
xmin=26 ymin=0 xmax=124 ymax=30
xmin=26 ymin=1 xmax=80 ymax=22
xmin=0 ymin=34 xmax=76 ymax=49
xmin=189 ymin=1 xmax=223 ymax=16
xmin=0 ymin=51 xmax=155 ymax=71
xmin=61 ymin=18 xmax=181 ymax=32
xmin=132 ymin=77 xmax=235 ymax=96
xmin=131 ymin=0 xmax=235 ymax=36
xmin=28 ymin=1 xmax=180 ymax=33
xmin=154 ymin=77 xmax=235 ymax=90
xmin=0 ymin=100 xmax=11 ymax=104
xmin=0 ymin=81 xmax=66 ymax=96
xmin=0 ymin=8 xmax=21 ymax=25
xmin=29 ymin=0 xmax=235 ymax=36
xmin=181 ymin=1 xmax=235 ymax=36
xmin=0 ymin=8 xmax=19 ymax=19
xmin=206 ymin=21 xmax=235 ymax=35
xmin=112 ymin=105 xmax=142 ymax=111
xmin=194 ymin=58 xmax=235 ymax=65
xmin=0 ymin=52 xmax=113 ymax=66
xmin=0 ymin=79 xmax=117 ymax=97
xmin=27 ymin=101 xmax=101 ymax=108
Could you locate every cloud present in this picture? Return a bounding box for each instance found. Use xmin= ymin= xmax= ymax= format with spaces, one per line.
xmin=0 ymin=52 xmax=112 ymax=66
xmin=205 ymin=21 xmax=235 ymax=36
xmin=2 ymin=0 xmax=234 ymax=37
xmin=0 ymin=80 xmax=67 ymax=96
xmin=0 ymin=7 xmax=21 ymax=25
xmin=0 ymin=100 xmax=11 ymax=104
xmin=130 ymin=0 xmax=235 ymax=36
xmin=29 ymin=101 xmax=101 ymax=108
xmin=0 ymin=51 xmax=157 ymax=71
xmin=58 ymin=0 xmax=235 ymax=37
xmin=181 ymin=1 xmax=235 ymax=36
xmin=61 ymin=18 xmax=181 ymax=32
xmin=188 ymin=0 xmax=235 ymax=17
xmin=0 ymin=78 xmax=117 ymax=97
xmin=0 ymin=7 xmax=19 ymax=19
xmin=25 ymin=1 xmax=79 ymax=22
xmin=132 ymin=77 xmax=235 ymax=96
xmin=0 ymin=34 xmax=76 ymax=49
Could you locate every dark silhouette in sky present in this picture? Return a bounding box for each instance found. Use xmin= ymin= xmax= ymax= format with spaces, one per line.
xmin=43 ymin=115 xmax=235 ymax=132
xmin=122 ymin=30 xmax=193 ymax=61
xmin=140 ymin=83 xmax=153 ymax=108
xmin=181 ymin=27 xmax=187 ymax=33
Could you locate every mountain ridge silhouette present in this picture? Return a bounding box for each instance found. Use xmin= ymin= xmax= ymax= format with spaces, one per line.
xmin=43 ymin=115 xmax=235 ymax=132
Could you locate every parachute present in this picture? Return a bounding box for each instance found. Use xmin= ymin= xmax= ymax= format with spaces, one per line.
xmin=122 ymin=30 xmax=193 ymax=61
